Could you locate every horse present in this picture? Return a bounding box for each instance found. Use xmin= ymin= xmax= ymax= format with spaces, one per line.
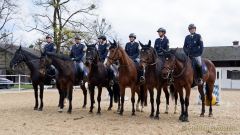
xmin=161 ymin=49 xmax=216 ymax=122
xmin=139 ymin=40 xmax=178 ymax=119
xmin=9 ymin=46 xmax=55 ymax=111
xmin=39 ymin=52 xmax=88 ymax=113
xmin=104 ymin=40 xmax=145 ymax=115
xmin=85 ymin=44 xmax=120 ymax=114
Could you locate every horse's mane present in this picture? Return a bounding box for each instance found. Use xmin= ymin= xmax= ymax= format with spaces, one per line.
xmin=46 ymin=52 xmax=72 ymax=61
xmin=170 ymin=49 xmax=188 ymax=62
xmin=87 ymin=45 xmax=100 ymax=61
xmin=20 ymin=49 xmax=40 ymax=59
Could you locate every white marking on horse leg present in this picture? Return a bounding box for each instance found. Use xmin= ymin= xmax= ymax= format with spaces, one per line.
xmin=58 ymin=108 xmax=63 ymax=112
xmin=136 ymin=102 xmax=140 ymax=112
xmin=174 ymin=104 xmax=177 ymax=114
xmin=165 ymin=104 xmax=169 ymax=113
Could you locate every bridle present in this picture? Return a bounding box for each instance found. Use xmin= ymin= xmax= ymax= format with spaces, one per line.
xmin=107 ymin=46 xmax=120 ymax=65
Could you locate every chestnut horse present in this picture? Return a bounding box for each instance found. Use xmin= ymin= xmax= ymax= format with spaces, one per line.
xmin=161 ymin=49 xmax=216 ymax=122
xmin=139 ymin=40 xmax=178 ymax=119
xmin=105 ymin=40 xmax=145 ymax=115
xmin=39 ymin=52 xmax=87 ymax=113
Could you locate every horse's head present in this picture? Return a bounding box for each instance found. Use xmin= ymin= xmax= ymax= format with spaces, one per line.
xmin=39 ymin=53 xmax=52 ymax=76
xmin=139 ymin=40 xmax=157 ymax=68
xmin=85 ymin=43 xmax=99 ymax=65
xmin=161 ymin=49 xmax=177 ymax=79
xmin=10 ymin=46 xmax=25 ymax=70
xmin=104 ymin=40 xmax=121 ymax=66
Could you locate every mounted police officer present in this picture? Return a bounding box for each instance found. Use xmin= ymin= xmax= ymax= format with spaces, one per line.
xmin=97 ymin=35 xmax=114 ymax=85
xmin=44 ymin=34 xmax=55 ymax=54
xmin=154 ymin=28 xmax=169 ymax=56
xmin=43 ymin=34 xmax=56 ymax=78
xmin=70 ymin=35 xmax=88 ymax=84
xmin=183 ymin=24 xmax=204 ymax=84
xmin=125 ymin=33 xmax=144 ymax=82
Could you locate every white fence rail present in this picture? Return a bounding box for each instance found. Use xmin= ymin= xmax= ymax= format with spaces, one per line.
xmin=0 ymin=74 xmax=31 ymax=92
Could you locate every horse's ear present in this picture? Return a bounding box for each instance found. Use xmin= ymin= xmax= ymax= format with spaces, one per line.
xmin=148 ymin=40 xmax=151 ymax=46
xmin=139 ymin=41 xmax=144 ymax=47
xmin=109 ymin=40 xmax=113 ymax=45
xmin=113 ymin=40 xmax=117 ymax=45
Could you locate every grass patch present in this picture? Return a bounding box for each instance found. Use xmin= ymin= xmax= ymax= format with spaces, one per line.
xmin=13 ymin=84 xmax=33 ymax=89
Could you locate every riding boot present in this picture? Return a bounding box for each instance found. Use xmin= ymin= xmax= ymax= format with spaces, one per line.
xmin=108 ymin=68 xmax=114 ymax=86
xmin=197 ymin=66 xmax=203 ymax=84
xmin=139 ymin=69 xmax=145 ymax=83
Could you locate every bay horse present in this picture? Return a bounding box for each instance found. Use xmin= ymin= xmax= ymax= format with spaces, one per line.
xmin=9 ymin=46 xmax=55 ymax=111
xmin=139 ymin=40 xmax=178 ymax=119
xmin=104 ymin=40 xmax=145 ymax=115
xmin=85 ymin=44 xmax=120 ymax=114
xmin=161 ymin=49 xmax=216 ymax=122
xmin=39 ymin=52 xmax=88 ymax=113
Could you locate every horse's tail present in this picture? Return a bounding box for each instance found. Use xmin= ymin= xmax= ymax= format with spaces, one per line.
xmin=170 ymin=84 xmax=175 ymax=100
xmin=112 ymin=82 xmax=120 ymax=103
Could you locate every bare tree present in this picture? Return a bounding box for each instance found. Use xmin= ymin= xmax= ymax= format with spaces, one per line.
xmin=0 ymin=0 xmax=17 ymax=42
xmin=28 ymin=0 xmax=96 ymax=53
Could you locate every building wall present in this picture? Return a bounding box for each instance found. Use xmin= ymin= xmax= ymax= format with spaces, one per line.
xmin=216 ymin=67 xmax=240 ymax=89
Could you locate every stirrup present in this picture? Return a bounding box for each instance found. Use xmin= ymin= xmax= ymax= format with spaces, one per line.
xmin=197 ymin=78 xmax=203 ymax=84
xmin=109 ymin=80 xmax=114 ymax=86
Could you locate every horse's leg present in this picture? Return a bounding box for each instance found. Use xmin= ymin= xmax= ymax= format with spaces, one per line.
xmin=182 ymin=85 xmax=191 ymax=122
xmin=117 ymin=97 xmax=121 ymax=112
xmin=198 ymin=84 xmax=205 ymax=117
xmin=89 ymin=85 xmax=95 ymax=113
xmin=67 ymin=84 xmax=73 ymax=114
xmin=178 ymin=87 xmax=185 ymax=121
xmin=149 ymin=88 xmax=154 ymax=118
xmin=131 ymin=86 xmax=136 ymax=116
xmin=207 ymin=82 xmax=214 ymax=117
xmin=80 ymin=84 xmax=87 ymax=108
xmin=33 ymin=83 xmax=38 ymax=110
xmin=97 ymin=86 xmax=102 ymax=114
xmin=58 ymin=89 xmax=64 ymax=113
xmin=107 ymin=86 xmax=113 ymax=111
xmin=155 ymin=87 xmax=161 ymax=119
xmin=119 ymin=86 xmax=125 ymax=115
xmin=163 ymin=86 xmax=169 ymax=114
xmin=174 ymin=90 xmax=178 ymax=114
xmin=38 ymin=83 xmax=44 ymax=111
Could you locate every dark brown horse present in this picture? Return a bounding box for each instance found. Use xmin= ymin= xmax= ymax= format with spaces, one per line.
xmin=139 ymin=40 xmax=178 ymax=119
xmin=85 ymin=44 xmax=120 ymax=114
xmin=161 ymin=49 xmax=216 ymax=122
xmin=10 ymin=46 xmax=55 ymax=111
xmin=39 ymin=52 xmax=87 ymax=113
xmin=105 ymin=40 xmax=145 ymax=115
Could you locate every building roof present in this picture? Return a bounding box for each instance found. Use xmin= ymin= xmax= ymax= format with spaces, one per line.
xmin=202 ymin=46 xmax=240 ymax=61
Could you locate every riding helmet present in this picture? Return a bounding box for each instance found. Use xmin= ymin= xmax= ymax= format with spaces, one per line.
xmin=98 ymin=35 xmax=107 ymax=40
xmin=129 ymin=33 xmax=136 ymax=38
xmin=188 ymin=24 xmax=196 ymax=30
xmin=157 ymin=28 xmax=166 ymax=33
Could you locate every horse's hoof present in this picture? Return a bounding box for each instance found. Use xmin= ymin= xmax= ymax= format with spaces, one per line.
xmin=38 ymin=108 xmax=43 ymax=111
xmin=119 ymin=112 xmax=123 ymax=115
xmin=174 ymin=111 xmax=177 ymax=114
xmin=97 ymin=112 xmax=101 ymax=115
xmin=149 ymin=114 xmax=154 ymax=118
xmin=82 ymin=105 xmax=86 ymax=109
xmin=132 ymin=112 xmax=136 ymax=116
xmin=181 ymin=116 xmax=189 ymax=122
xmin=89 ymin=110 xmax=93 ymax=114
xmin=107 ymin=107 xmax=112 ymax=111
xmin=179 ymin=114 xmax=184 ymax=121
xmin=209 ymin=113 xmax=213 ymax=117
xmin=136 ymin=108 xmax=140 ymax=112
xmin=200 ymin=113 xmax=204 ymax=117
xmin=58 ymin=108 xmax=63 ymax=113
xmin=154 ymin=116 xmax=159 ymax=120
xmin=34 ymin=107 xmax=38 ymax=110
xmin=67 ymin=111 xmax=72 ymax=114
xmin=164 ymin=111 xmax=168 ymax=114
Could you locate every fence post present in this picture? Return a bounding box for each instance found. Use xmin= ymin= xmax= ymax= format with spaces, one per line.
xmin=18 ymin=74 xmax=21 ymax=92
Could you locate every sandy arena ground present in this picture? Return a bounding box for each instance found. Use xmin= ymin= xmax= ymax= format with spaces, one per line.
xmin=0 ymin=88 xmax=240 ymax=135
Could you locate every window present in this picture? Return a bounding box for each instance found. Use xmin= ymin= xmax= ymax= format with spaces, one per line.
xmin=227 ymin=70 xmax=232 ymax=79
xmin=231 ymin=70 xmax=240 ymax=80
